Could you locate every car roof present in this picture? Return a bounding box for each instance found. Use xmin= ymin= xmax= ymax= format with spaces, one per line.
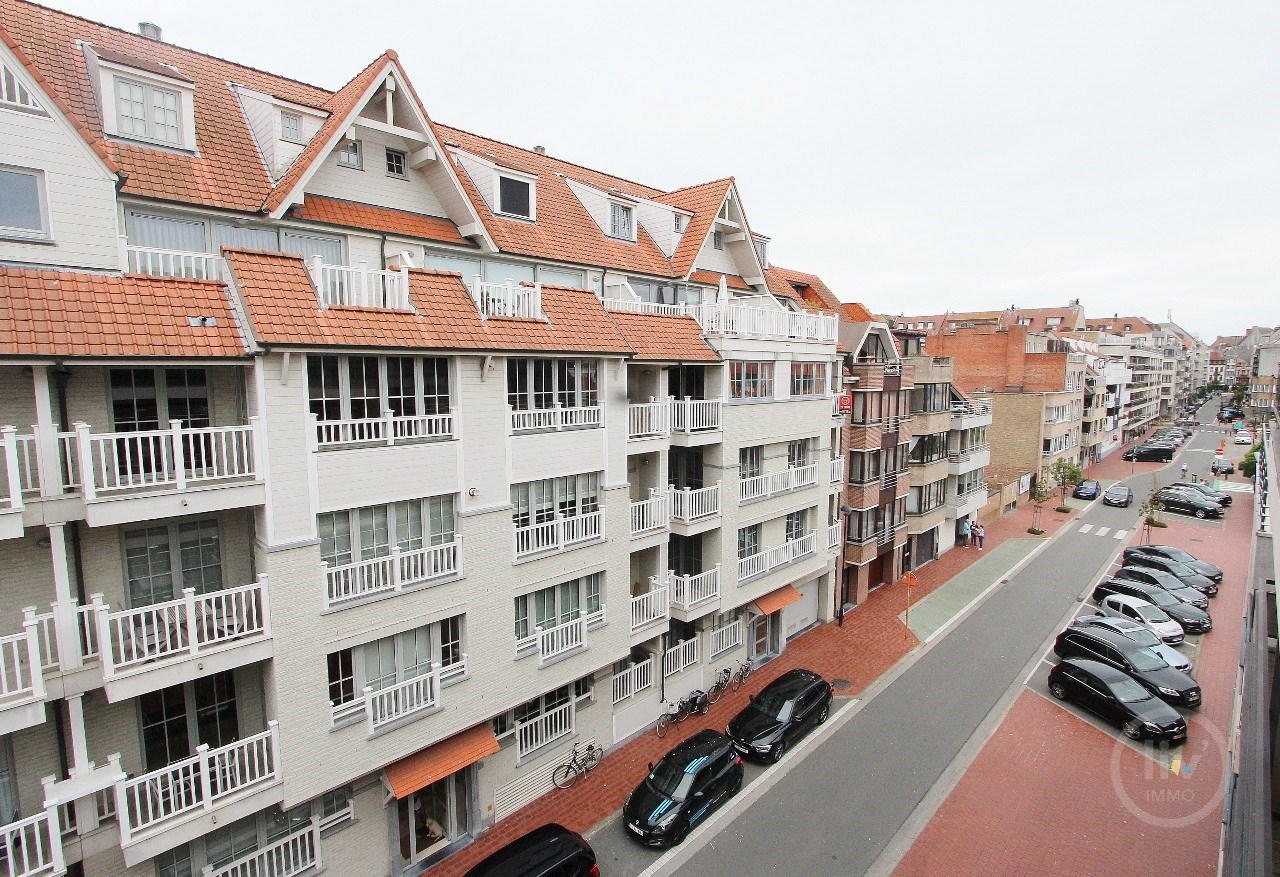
xmin=1102 ymin=593 xmax=1153 ymax=610
xmin=1063 ymin=625 xmax=1137 ymax=651
xmin=1105 ymin=484 xmax=1130 ymax=493
xmin=1058 ymin=657 xmax=1131 ymax=684
xmin=664 ymin=729 xmax=732 ymax=763
xmin=464 ymin=824 xmax=589 ymax=877
xmin=758 ymin=668 xmax=824 ymax=696
xmin=1103 ymin=576 xmax=1161 ymax=594
xmin=1087 ymin=616 xmax=1145 ymax=634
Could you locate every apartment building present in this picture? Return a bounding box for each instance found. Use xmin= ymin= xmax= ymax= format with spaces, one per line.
xmin=1246 ymin=336 xmax=1280 ymax=420
xmin=0 ymin=6 xmax=843 ymax=877
xmin=1080 ymin=318 xmax=1167 ymax=441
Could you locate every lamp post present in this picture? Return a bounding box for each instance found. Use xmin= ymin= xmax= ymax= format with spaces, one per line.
xmin=838 ymin=504 xmax=855 ymax=626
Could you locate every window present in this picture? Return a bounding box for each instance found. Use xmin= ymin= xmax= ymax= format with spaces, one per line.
xmin=514 ymin=573 xmax=603 ymax=642
xmin=739 ymin=446 xmax=762 ymax=479
xmin=729 ymin=361 xmax=774 ymax=400
xmin=317 ymin=785 xmax=355 ymax=832
xmin=737 ymin=524 xmax=761 ymax=559
xmin=497 ymin=175 xmax=532 ymax=219
xmin=319 ymin=495 xmax=456 ymax=569
xmin=785 ymin=509 xmax=808 ymax=543
xmin=910 ymin=383 xmax=949 ymax=414
xmin=280 ymin=111 xmax=302 ymax=143
xmin=124 ymin=519 xmax=222 ymax=607
xmin=0 ymin=166 xmax=47 ymax=239
xmin=907 ymin=479 xmax=947 ymax=515
xmin=327 ymin=618 xmax=464 ymax=720
xmin=140 ymin=672 xmax=239 ymax=772
xmin=908 ymin=432 xmax=947 ymax=464
xmin=755 ymin=239 xmax=768 ymax=266
xmin=506 ymin=358 xmax=598 ymax=410
xmin=308 ymin=355 xmax=451 ymax=424
xmin=610 ymin=202 xmax=633 ymax=239
xmin=847 ymin=450 xmax=880 ymax=485
xmin=492 ymin=678 xmax=593 ymax=741
xmin=787 ymin=439 xmax=811 ymax=469
xmin=712 ymin=230 xmax=724 ymax=250
xmin=114 ymin=76 xmax=180 ymax=145
xmin=510 ymin=473 xmax=600 ymax=527
xmin=673 ymin=214 xmax=685 ymax=232
xmin=385 ymin=148 xmax=407 ymax=178
xmin=337 ymin=139 xmax=362 ymax=169
xmin=790 ymin=362 xmax=827 ymax=397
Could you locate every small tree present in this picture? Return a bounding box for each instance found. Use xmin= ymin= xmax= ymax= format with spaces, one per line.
xmin=1138 ymin=485 xmax=1166 ymax=535
xmin=1048 ymin=457 xmax=1085 ymax=509
xmin=1028 ymin=477 xmax=1052 ymax=535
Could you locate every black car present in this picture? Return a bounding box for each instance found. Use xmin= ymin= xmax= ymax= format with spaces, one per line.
xmin=1102 ymin=484 xmax=1133 ymax=507
xmin=1072 ymin=480 xmax=1102 ymax=500
xmin=623 ymin=730 xmax=743 ymax=847
xmin=1123 ymin=444 xmax=1174 ymax=462
xmin=1094 ymin=577 xmax=1212 ymax=632
xmin=1123 ymin=545 xmax=1223 ymax=583
xmin=726 ymin=668 xmax=833 ymax=763
xmin=1053 ymin=626 xmax=1202 ymax=708
xmin=1169 ymin=481 xmax=1231 ymax=507
xmin=1154 ymin=487 xmax=1223 ymax=519
xmin=1113 ymin=566 xmax=1210 ymax=609
xmin=1211 ymin=457 xmax=1235 ymax=475
xmin=465 ymin=823 xmax=598 ymax=877
xmin=1049 ymin=658 xmax=1187 ymax=743
xmin=1119 ymin=554 xmax=1217 ymax=596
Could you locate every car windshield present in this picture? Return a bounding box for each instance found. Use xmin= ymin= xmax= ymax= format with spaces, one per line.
xmin=1159 ymin=548 xmax=1196 ymax=563
xmin=1142 ymin=588 xmax=1178 ymax=608
xmin=1126 ymin=646 xmax=1168 ymax=672
xmin=1108 ymin=678 xmax=1154 ymax=703
xmin=648 ymin=758 xmax=698 ymax=801
xmin=752 ymin=689 xmax=797 ymax=723
xmin=1122 ymin=626 xmax=1160 ymax=647
xmin=1135 ymin=605 xmax=1171 ymax=623
xmin=1107 ymin=487 xmax=1128 ymax=497
xmin=1162 ymin=560 xmax=1196 ymax=577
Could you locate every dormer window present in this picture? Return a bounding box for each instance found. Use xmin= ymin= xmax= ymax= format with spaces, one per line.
xmin=673 ymin=214 xmax=685 ymax=233
xmin=115 ymin=77 xmax=180 ymax=145
xmin=755 ymin=239 xmax=768 ymax=267
xmin=610 ymin=203 xmax=633 ymax=240
xmin=280 ymin=111 xmax=303 ymax=144
xmin=712 ymin=231 xmax=723 ymax=250
xmin=385 ymin=148 xmax=407 ymax=178
xmin=337 ymin=140 xmax=362 ymax=169
xmin=497 ymin=175 xmax=532 ymax=219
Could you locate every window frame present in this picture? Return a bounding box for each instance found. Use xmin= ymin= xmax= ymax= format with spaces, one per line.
xmin=712 ymin=230 xmax=724 ymax=250
xmin=0 ymin=165 xmax=50 ymax=241
xmin=609 ymin=202 xmax=634 ymax=241
xmin=385 ymin=148 xmax=407 ymax=179
xmin=510 ymin=473 xmax=601 ymax=528
xmin=327 ymin=618 xmax=465 ymax=718
xmin=307 ymin=354 xmax=452 ymax=424
xmin=789 ymin=361 xmax=828 ymax=398
xmin=280 ymin=111 xmax=304 ymax=144
xmin=111 ymin=74 xmax=183 ymax=147
xmin=505 ymin=358 xmax=599 ymax=411
xmin=318 ymin=495 xmax=457 ymax=570
xmin=728 ymin=361 xmax=774 ymax=401
xmin=495 ymin=171 xmax=536 ymax=220
xmin=513 ymin=573 xmax=604 ymax=644
xmin=336 ymin=139 xmax=363 ymax=170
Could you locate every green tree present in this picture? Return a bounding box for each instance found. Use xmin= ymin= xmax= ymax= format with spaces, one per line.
xmin=1048 ymin=457 xmax=1085 ymax=507
xmin=1138 ymin=485 xmax=1165 ymax=528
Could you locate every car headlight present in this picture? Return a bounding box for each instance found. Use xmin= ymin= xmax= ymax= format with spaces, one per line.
xmin=752 ymin=741 xmax=773 ymax=752
xmin=1157 ymin=686 xmax=1179 ymax=696
xmin=1143 ymin=722 xmax=1163 ymax=732
xmin=655 ymin=808 xmax=681 ymax=830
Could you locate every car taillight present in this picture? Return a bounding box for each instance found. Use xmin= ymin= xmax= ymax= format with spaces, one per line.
xmin=589 ymin=865 xmax=600 ymax=877
xmin=734 ymin=755 xmax=743 ymax=766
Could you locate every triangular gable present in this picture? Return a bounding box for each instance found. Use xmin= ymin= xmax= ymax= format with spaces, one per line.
xmin=658 ymin=179 xmax=767 ymax=288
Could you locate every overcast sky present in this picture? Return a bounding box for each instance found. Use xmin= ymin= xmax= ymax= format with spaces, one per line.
xmin=47 ymin=0 xmax=1278 ymax=342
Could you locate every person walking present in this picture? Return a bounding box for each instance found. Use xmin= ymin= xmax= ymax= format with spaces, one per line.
xmin=958 ymin=518 xmax=971 ymax=548
xmin=973 ymin=522 xmax=986 ymax=551
xmin=1180 ymin=463 xmax=1188 ymax=478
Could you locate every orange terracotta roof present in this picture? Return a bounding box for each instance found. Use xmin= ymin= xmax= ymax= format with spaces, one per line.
xmin=224 ymin=249 xmax=636 ymax=355
xmin=764 ymin=266 xmax=842 ymax=311
xmin=605 ymin=311 xmax=718 ymax=363
xmin=0 ymin=267 xmax=245 ymax=358
xmin=384 ymin=723 xmax=499 ymax=800
xmin=840 ymin=302 xmax=877 ymax=323
xmin=292 ymin=195 xmax=471 ymax=246
xmin=688 ymin=270 xmax=750 ymax=291
xmin=753 ymin=584 xmax=803 ymax=616
xmin=655 ymin=179 xmax=733 ymax=277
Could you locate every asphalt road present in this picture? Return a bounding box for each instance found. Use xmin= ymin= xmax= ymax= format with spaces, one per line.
xmin=590 ymin=413 xmax=1227 ymax=877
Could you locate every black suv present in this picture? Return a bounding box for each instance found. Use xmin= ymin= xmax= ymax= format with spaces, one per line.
xmin=1123 ymin=545 xmax=1223 ymax=582
xmin=1053 ymin=626 xmax=1201 ymax=708
xmin=1119 ymin=554 xmax=1217 ymax=596
xmin=1123 ymin=444 xmax=1174 ymax=462
xmin=1211 ymin=457 xmax=1235 ymax=475
xmin=464 ymin=824 xmax=598 ymax=877
xmin=1168 ymin=481 xmax=1231 ymax=507
xmin=1094 ymin=577 xmax=1212 ymax=632
xmin=1112 ymin=567 xmax=1209 ymax=609
xmin=726 ymin=668 xmax=833 ymax=763
xmin=623 ymin=729 xmax=743 ymax=847
xmin=1049 ymin=658 xmax=1187 ymax=743
xmin=1154 ymin=487 xmax=1223 ymax=519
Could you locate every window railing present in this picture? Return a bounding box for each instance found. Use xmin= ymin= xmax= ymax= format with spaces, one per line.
xmin=628 ymin=400 xmax=671 ymax=439
xmin=0 ymin=619 xmax=44 ymax=706
xmin=663 ymin=637 xmax=699 ymax=677
xmin=630 ymin=584 xmax=670 ymax=632
xmin=513 ymin=510 xmax=603 ymax=559
xmin=470 ymin=277 xmax=543 ymax=320
xmin=671 ymin=399 xmax=722 ymax=432
xmin=737 ymin=533 xmax=817 ymax=582
xmin=203 ymin=817 xmax=321 ymax=877
xmin=0 ymin=809 xmax=64 ymax=877
xmin=117 ymin=723 xmax=279 ymax=844
xmin=509 ymin=406 xmax=602 ymax=433
xmin=324 ymin=539 xmax=462 ymax=609
xmin=829 ymin=457 xmax=844 ymax=484
xmin=950 ymin=399 xmax=992 ymax=418
xmin=601 ymin=299 xmax=838 ymax=342
xmin=600 ymin=296 xmax=686 ymax=317
xmin=123 ymin=243 xmax=223 ymax=281
xmin=28 ymin=602 xmax=99 ymax=673
xmin=828 ymin=522 xmax=842 ymax=550
xmin=629 ymin=492 xmax=670 ymax=537
xmin=365 ymin=666 xmax=441 ymax=734
xmin=710 ymin=621 xmax=743 ymax=658
xmin=515 ymin=701 xmax=574 ymax=762
xmin=312 ymin=412 xmax=453 ymax=448
xmin=669 ymin=566 xmax=720 ymax=611
xmin=947 ymin=442 xmax=989 ymax=463
xmin=611 ymin=657 xmax=654 ymax=704
xmin=521 ymin=616 xmax=586 ymax=665
xmin=669 ymin=483 xmax=720 ymax=522
xmin=309 ymin=257 xmax=412 ymax=311
xmin=75 ymin=420 xmax=259 ymax=502
xmin=739 ymin=463 xmax=818 ymax=503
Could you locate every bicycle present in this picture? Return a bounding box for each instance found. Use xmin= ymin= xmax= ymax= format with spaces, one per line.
xmin=551 ymin=741 xmax=602 ymax=789
xmin=707 ymin=666 xmax=732 ymax=704
xmin=730 ymin=658 xmax=753 ymax=692
xmin=655 ymin=695 xmax=693 ymax=738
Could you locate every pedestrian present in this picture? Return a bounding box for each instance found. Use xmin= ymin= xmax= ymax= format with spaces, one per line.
xmin=958 ymin=518 xmax=971 ymax=548
xmin=1180 ymin=463 xmax=1188 ymax=477
xmin=974 ymin=522 xmax=985 ymax=550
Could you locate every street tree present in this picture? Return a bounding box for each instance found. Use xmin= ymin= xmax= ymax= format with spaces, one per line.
xmin=1048 ymin=457 xmax=1085 ymax=509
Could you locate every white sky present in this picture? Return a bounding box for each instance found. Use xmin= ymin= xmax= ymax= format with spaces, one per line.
xmin=45 ymin=0 xmax=1279 ymax=341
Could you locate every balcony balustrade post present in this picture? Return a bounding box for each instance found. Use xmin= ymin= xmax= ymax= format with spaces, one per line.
xmin=358 ymin=260 xmax=370 ymax=307
xmin=256 ymin=574 xmax=271 ymax=635
xmin=91 ymin=594 xmax=112 ymax=680
xmin=248 ymin=415 xmax=264 ymax=482
xmin=197 ymin=743 xmax=213 ymax=811
xmin=267 ymin=720 xmax=281 ymax=779
xmin=391 ymin=547 xmax=403 ymax=593
xmin=363 ymin=685 xmax=376 ymax=735
xmin=383 ymin=410 xmax=395 ymax=446
xmin=170 ymin=420 xmax=186 ymax=491
xmin=1 ymin=426 xmax=22 ymax=512
xmin=21 ymin=607 xmax=44 ymax=698
xmin=74 ymin=422 xmax=95 ymax=502
xmin=310 ymin=256 xmax=325 ymax=305
xmin=183 ymin=588 xmax=198 ymax=657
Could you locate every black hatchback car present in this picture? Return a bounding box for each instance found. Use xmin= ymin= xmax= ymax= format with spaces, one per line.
xmin=465 ymin=824 xmax=598 ymax=877
xmin=623 ymin=730 xmax=743 ymax=847
xmin=1049 ymin=658 xmax=1187 ymax=743
xmin=1102 ymin=484 xmax=1132 ymax=507
xmin=1072 ymin=480 xmax=1102 ymax=500
xmin=1121 ymin=552 xmax=1219 ymax=595
xmin=726 ymin=668 xmax=833 ymax=763
xmin=1168 ymin=480 xmax=1232 ymax=507
xmin=1154 ymin=487 xmax=1223 ymax=519
xmin=1123 ymin=444 xmax=1174 ymax=462
xmin=1124 ymin=545 xmax=1223 ymax=583
xmin=1112 ymin=567 xmax=1210 ymax=609
xmin=1053 ymin=626 xmax=1201 ymax=708
xmin=1094 ymin=577 xmax=1212 ymax=632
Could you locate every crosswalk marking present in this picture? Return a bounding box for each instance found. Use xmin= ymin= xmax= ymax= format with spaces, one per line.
xmin=1214 ymin=481 xmax=1254 ymax=493
xmin=1114 ymin=529 xmax=1127 ymax=539
xmin=1096 ymin=527 xmax=1110 ymax=537
xmin=1078 ymin=524 xmax=1093 ymax=534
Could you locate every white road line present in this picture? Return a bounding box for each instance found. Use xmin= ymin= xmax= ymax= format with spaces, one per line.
xmin=1113 ymin=529 xmax=1127 ymax=540
xmin=1078 ymin=523 xmax=1094 ymax=534
xmin=1095 ymin=526 xmax=1110 ymax=537
xmin=1024 ymin=656 xmax=1054 ymax=686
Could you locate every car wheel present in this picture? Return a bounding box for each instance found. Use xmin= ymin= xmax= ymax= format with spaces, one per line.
xmin=770 ymin=741 xmax=786 ymax=763
xmin=1122 ymin=720 xmax=1143 ymax=740
xmin=730 ymin=772 xmax=744 ymax=796
xmin=1049 ymin=682 xmax=1068 ymax=701
xmin=1195 ymin=508 xmax=1207 ymax=519
xmin=671 ymin=824 xmax=689 ymax=846
xmin=817 ymin=704 xmax=830 ymax=724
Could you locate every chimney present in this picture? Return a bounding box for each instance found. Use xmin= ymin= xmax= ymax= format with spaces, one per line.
xmin=532 ymin=145 xmax=546 ymax=155
xmin=138 ymin=21 xmax=162 ymax=40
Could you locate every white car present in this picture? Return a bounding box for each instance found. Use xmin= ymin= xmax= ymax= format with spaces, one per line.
xmin=1073 ymin=615 xmax=1193 ymax=674
xmin=1097 ymin=593 xmax=1185 ymax=644
xmin=1234 ymin=431 xmax=1253 ymax=445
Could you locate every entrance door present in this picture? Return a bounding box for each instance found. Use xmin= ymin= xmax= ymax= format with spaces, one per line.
xmin=398 ymin=772 xmax=469 ymax=868
xmin=750 ymin=614 xmax=771 ymax=660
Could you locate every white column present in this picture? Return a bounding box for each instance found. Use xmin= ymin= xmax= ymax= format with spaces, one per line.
xmin=31 ymin=365 xmax=62 ymax=498
xmin=47 ymin=522 xmax=82 ymax=672
xmin=66 ymin=694 xmax=101 ymax=833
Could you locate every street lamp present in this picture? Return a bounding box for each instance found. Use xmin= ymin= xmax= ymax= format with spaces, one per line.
xmin=838 ymin=504 xmax=855 ymax=626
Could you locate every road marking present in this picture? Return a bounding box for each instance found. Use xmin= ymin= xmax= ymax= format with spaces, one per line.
xmin=1113 ymin=529 xmax=1127 ymax=539
xmin=1215 ymin=482 xmax=1254 ymax=493
xmin=1095 ymin=526 xmax=1110 ymax=537
xmin=1078 ymin=523 xmax=1094 ymax=534
xmin=1024 ymin=656 xmax=1055 ymax=686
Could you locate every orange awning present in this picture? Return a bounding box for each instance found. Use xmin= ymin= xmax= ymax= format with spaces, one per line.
xmin=753 ymin=584 xmax=803 ymax=616
xmin=385 ymin=724 xmax=500 ymax=799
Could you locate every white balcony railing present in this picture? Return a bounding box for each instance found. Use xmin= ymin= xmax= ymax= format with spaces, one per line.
xmin=203 ymin=818 xmax=321 ymax=877
xmin=514 ymin=615 xmax=590 ymax=666
xmin=124 ymin=243 xmax=222 ymax=281
xmin=509 ymin=406 xmax=602 ymax=433
xmin=515 ymin=701 xmax=574 ymax=762
xmin=313 ymin=412 xmax=453 ymax=448
xmin=309 ymin=257 xmax=411 ymax=311
xmin=76 ymin=420 xmax=259 ymax=501
xmin=470 ymin=277 xmax=544 ymax=320
xmin=710 ymin=620 xmax=743 ymax=658
xmin=828 ymin=522 xmax=842 ymax=550
xmin=669 ymin=566 xmax=720 ymax=611
xmin=739 ymin=464 xmax=818 ymax=503
xmin=671 ymin=399 xmax=722 ymax=433
xmin=0 ymin=809 xmax=64 ymax=877
xmin=0 ymin=618 xmax=45 ymax=705
xmin=829 ymin=457 xmax=845 ymax=484
xmin=600 ymin=299 xmax=837 ymax=342
xmin=611 ymin=657 xmax=654 ymax=704
xmin=628 ymin=400 xmax=672 ymax=439
xmin=737 ymin=533 xmax=817 ymax=583
xmin=324 ymin=539 xmax=462 ymax=609
xmin=118 ymin=723 xmax=280 ymax=844
xmin=96 ymin=579 xmax=269 ymax=681
xmin=630 ymin=584 xmax=670 ymax=633
xmin=514 ymin=511 xmax=602 ymax=559
xmin=663 ymin=637 xmax=699 ymax=677
xmin=364 ymin=667 xmax=441 ymax=734
xmin=629 ymin=492 xmax=670 ymax=538
xmin=1 ymin=427 xmax=22 ymax=511
xmin=669 ymin=483 xmax=720 ymax=522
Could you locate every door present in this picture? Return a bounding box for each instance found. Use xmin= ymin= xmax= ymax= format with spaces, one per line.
xmin=398 ymin=771 xmax=469 ymax=866
xmin=669 ymin=446 xmax=704 ymax=491
xmin=749 ymin=614 xmax=770 ymax=660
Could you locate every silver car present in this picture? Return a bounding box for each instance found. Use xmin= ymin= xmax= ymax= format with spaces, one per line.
xmin=1073 ymin=614 xmax=1193 ymax=674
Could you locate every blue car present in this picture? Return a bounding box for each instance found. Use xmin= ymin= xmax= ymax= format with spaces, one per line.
xmin=1072 ymin=480 xmax=1101 ymax=500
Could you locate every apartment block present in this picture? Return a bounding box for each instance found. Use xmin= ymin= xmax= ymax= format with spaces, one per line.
xmin=0 ymin=6 xmax=843 ymax=877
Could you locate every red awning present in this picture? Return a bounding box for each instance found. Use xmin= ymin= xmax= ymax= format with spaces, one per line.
xmin=384 ymin=724 xmax=500 ymax=799
xmin=753 ymin=584 xmax=803 ymax=616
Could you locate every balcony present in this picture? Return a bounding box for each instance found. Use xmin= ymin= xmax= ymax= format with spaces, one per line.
xmin=515 ymin=609 xmax=604 ymax=666
xmin=602 ymin=299 xmax=837 ymax=343
xmin=628 ymin=401 xmax=671 ymax=440
xmin=947 ymin=443 xmax=991 ymax=475
xmin=629 ymin=492 xmax=671 ymax=539
xmin=314 ymin=412 xmax=453 ymax=449
xmin=663 ymin=637 xmax=700 ymax=677
xmin=204 ymin=818 xmax=321 ymax=877
xmin=515 ymin=701 xmax=574 ymax=763
xmin=329 ymin=659 xmax=465 ymax=734
xmin=669 ymin=483 xmax=720 ymax=524
xmin=123 ymin=243 xmax=222 ymax=281
xmin=828 ymin=457 xmax=845 ymax=486
xmin=513 ymin=511 xmax=603 ymax=560
xmin=611 ymin=657 xmax=655 ymax=704
xmin=671 ymin=399 xmax=722 ymax=434
xmin=950 ymin=399 xmax=993 ymax=430
xmin=739 ymin=464 xmax=818 ymax=504
xmin=630 ymin=584 xmax=670 ymax=634
xmin=738 ymin=533 xmax=817 ymax=583
xmin=509 ymin=406 xmax=602 ymax=433
xmin=710 ymin=620 xmax=743 ymax=658
xmin=94 ymin=579 xmax=272 ymax=702
xmin=307 ymin=258 xmax=411 ymax=310
xmin=324 ymin=539 xmax=462 ymax=610
xmin=827 ymin=522 xmax=842 ymax=550
xmin=669 ymin=566 xmax=721 ymax=613
xmin=0 ymin=808 xmax=64 ymax=877
xmin=469 ymin=277 xmax=544 ymax=320
xmin=947 ymin=483 xmax=988 ymax=519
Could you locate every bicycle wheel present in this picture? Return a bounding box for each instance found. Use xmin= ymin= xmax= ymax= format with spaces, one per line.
xmin=675 ymin=700 xmax=691 ymax=722
xmin=584 ymin=745 xmax=603 ymax=771
xmin=731 ymin=672 xmax=742 ymax=692
xmin=707 ymin=681 xmax=724 ymax=705
xmin=656 ymin=713 xmax=671 ymax=738
xmin=551 ymin=762 xmax=578 ymax=790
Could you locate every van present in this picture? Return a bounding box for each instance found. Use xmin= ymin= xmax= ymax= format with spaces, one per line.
xmin=464 ymin=823 xmax=599 ymax=877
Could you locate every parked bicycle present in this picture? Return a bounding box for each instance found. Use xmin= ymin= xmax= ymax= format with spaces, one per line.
xmin=730 ymin=658 xmax=753 ymax=691
xmin=655 ymin=694 xmax=693 ymax=738
xmin=707 ymin=666 xmax=732 ymax=704
xmin=551 ymin=741 xmax=602 ymax=789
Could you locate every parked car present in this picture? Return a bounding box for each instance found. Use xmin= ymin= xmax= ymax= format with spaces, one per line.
xmin=1234 ymin=431 xmax=1253 ymax=445
xmin=1102 ymin=484 xmax=1133 ymax=507
xmin=1112 ymin=566 xmax=1210 ymax=610
xmin=1124 ymin=545 xmax=1223 ymax=583
xmin=1048 ymin=658 xmax=1187 ymax=743
xmin=623 ymin=730 xmax=743 ymax=847
xmin=726 ymin=668 xmax=833 ymax=763
xmin=1096 ymin=593 xmax=1184 ymax=644
xmin=1168 ymin=481 xmax=1231 ymax=506
xmin=1119 ymin=553 xmax=1218 ymax=596
xmin=1152 ymin=432 xmax=1184 ymax=446
xmin=1154 ymin=486 xmax=1223 ymax=519
xmin=1072 ymin=615 xmax=1193 ymax=674
xmin=1123 ymin=444 xmax=1175 ymax=462
xmin=1053 ymin=626 xmax=1202 ymax=708
xmin=1072 ymin=479 xmax=1101 ymax=500
xmin=1211 ymin=457 xmax=1235 ymax=475
xmin=1094 ymin=577 xmax=1212 ymax=631
xmin=465 ymin=824 xmax=599 ymax=877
